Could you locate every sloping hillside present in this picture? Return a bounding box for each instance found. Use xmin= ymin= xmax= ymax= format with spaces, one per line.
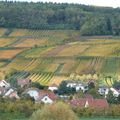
xmin=0 ymin=28 xmax=120 ymax=86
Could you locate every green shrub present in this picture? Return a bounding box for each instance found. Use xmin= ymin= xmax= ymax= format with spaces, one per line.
xmin=30 ymin=102 xmax=77 ymax=120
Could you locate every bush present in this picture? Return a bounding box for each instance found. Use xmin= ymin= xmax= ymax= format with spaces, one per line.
xmin=30 ymin=102 xmax=77 ymax=120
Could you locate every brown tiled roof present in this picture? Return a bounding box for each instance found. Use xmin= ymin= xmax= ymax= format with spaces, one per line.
xmin=69 ymin=98 xmax=109 ymax=108
xmin=38 ymin=90 xmax=57 ymax=101
xmin=17 ymin=78 xmax=30 ymax=86
xmin=93 ymin=99 xmax=109 ymax=108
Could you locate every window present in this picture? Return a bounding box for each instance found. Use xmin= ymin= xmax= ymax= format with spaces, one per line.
xmin=45 ymin=98 xmax=47 ymax=101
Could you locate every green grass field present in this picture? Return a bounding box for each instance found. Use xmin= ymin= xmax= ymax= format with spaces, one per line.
xmin=0 ymin=113 xmax=119 ymax=120
xmin=80 ymin=118 xmax=120 ymax=120
xmin=0 ymin=28 xmax=120 ymax=86
xmin=0 ymin=112 xmax=120 ymax=120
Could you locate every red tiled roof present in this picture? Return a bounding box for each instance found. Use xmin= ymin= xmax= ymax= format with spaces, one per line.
xmin=17 ymin=78 xmax=30 ymax=86
xmin=38 ymin=90 xmax=57 ymax=101
xmin=93 ymin=99 xmax=109 ymax=108
xmin=69 ymin=98 xmax=109 ymax=108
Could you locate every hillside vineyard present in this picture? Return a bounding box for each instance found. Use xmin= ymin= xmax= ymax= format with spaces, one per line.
xmin=0 ymin=28 xmax=120 ymax=86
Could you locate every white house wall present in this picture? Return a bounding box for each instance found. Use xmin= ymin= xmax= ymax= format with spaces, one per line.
xmin=41 ymin=96 xmax=53 ymax=104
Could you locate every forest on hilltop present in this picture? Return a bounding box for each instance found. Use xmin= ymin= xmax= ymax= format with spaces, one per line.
xmin=0 ymin=1 xmax=120 ymax=35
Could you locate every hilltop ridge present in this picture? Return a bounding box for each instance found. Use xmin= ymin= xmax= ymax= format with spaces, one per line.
xmin=0 ymin=1 xmax=120 ymax=35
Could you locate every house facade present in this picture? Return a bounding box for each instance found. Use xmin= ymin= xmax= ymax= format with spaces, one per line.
xmin=38 ymin=90 xmax=57 ymax=104
xmin=0 ymin=80 xmax=10 ymax=88
xmin=98 ymin=87 xmax=109 ymax=96
xmin=23 ymin=88 xmax=40 ymax=101
xmin=66 ymin=81 xmax=88 ymax=92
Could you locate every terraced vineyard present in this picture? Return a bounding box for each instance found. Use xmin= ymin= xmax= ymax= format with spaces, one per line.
xmin=0 ymin=28 xmax=120 ymax=86
xmin=27 ymin=73 xmax=54 ymax=85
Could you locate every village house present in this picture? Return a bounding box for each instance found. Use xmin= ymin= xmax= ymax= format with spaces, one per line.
xmin=67 ymin=81 xmax=77 ymax=88
xmin=23 ymin=88 xmax=57 ymax=104
xmin=48 ymin=84 xmax=58 ymax=92
xmin=17 ymin=78 xmax=31 ymax=87
xmin=59 ymin=95 xmax=69 ymax=100
xmin=98 ymin=86 xmax=109 ymax=96
xmin=37 ymin=90 xmax=57 ymax=104
xmin=23 ymin=88 xmax=40 ymax=101
xmin=66 ymin=80 xmax=88 ymax=92
xmin=0 ymin=87 xmax=7 ymax=95
xmin=68 ymin=96 xmax=109 ymax=108
xmin=75 ymin=84 xmax=88 ymax=92
xmin=110 ymin=87 xmax=120 ymax=97
xmin=0 ymin=80 xmax=10 ymax=88
xmin=3 ymin=88 xmax=19 ymax=99
xmin=7 ymin=90 xmax=20 ymax=99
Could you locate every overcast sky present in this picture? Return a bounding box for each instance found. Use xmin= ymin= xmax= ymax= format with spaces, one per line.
xmin=12 ymin=0 xmax=120 ymax=8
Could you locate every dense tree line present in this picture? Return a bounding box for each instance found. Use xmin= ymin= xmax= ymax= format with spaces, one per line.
xmin=0 ymin=1 xmax=120 ymax=35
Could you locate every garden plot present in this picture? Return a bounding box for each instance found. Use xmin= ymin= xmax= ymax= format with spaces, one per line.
xmin=82 ymin=43 xmax=120 ymax=57
xmin=57 ymin=44 xmax=90 ymax=56
xmin=9 ymin=29 xmax=28 ymax=36
xmin=0 ymin=38 xmax=16 ymax=47
xmin=0 ymin=49 xmax=25 ymax=59
xmin=14 ymin=38 xmax=49 ymax=47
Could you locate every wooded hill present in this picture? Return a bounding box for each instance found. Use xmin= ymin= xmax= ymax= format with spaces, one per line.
xmin=0 ymin=1 xmax=120 ymax=35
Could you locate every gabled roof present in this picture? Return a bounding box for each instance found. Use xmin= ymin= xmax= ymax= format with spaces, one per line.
xmin=8 ymin=91 xmax=20 ymax=99
xmin=4 ymin=88 xmax=14 ymax=96
xmin=38 ymin=90 xmax=57 ymax=101
xmin=4 ymin=88 xmax=19 ymax=99
xmin=0 ymin=80 xmax=7 ymax=84
xmin=0 ymin=80 xmax=10 ymax=86
xmin=17 ymin=78 xmax=31 ymax=86
xmin=110 ymin=87 xmax=120 ymax=94
xmin=69 ymin=97 xmax=109 ymax=108
xmin=23 ymin=87 xmax=40 ymax=94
